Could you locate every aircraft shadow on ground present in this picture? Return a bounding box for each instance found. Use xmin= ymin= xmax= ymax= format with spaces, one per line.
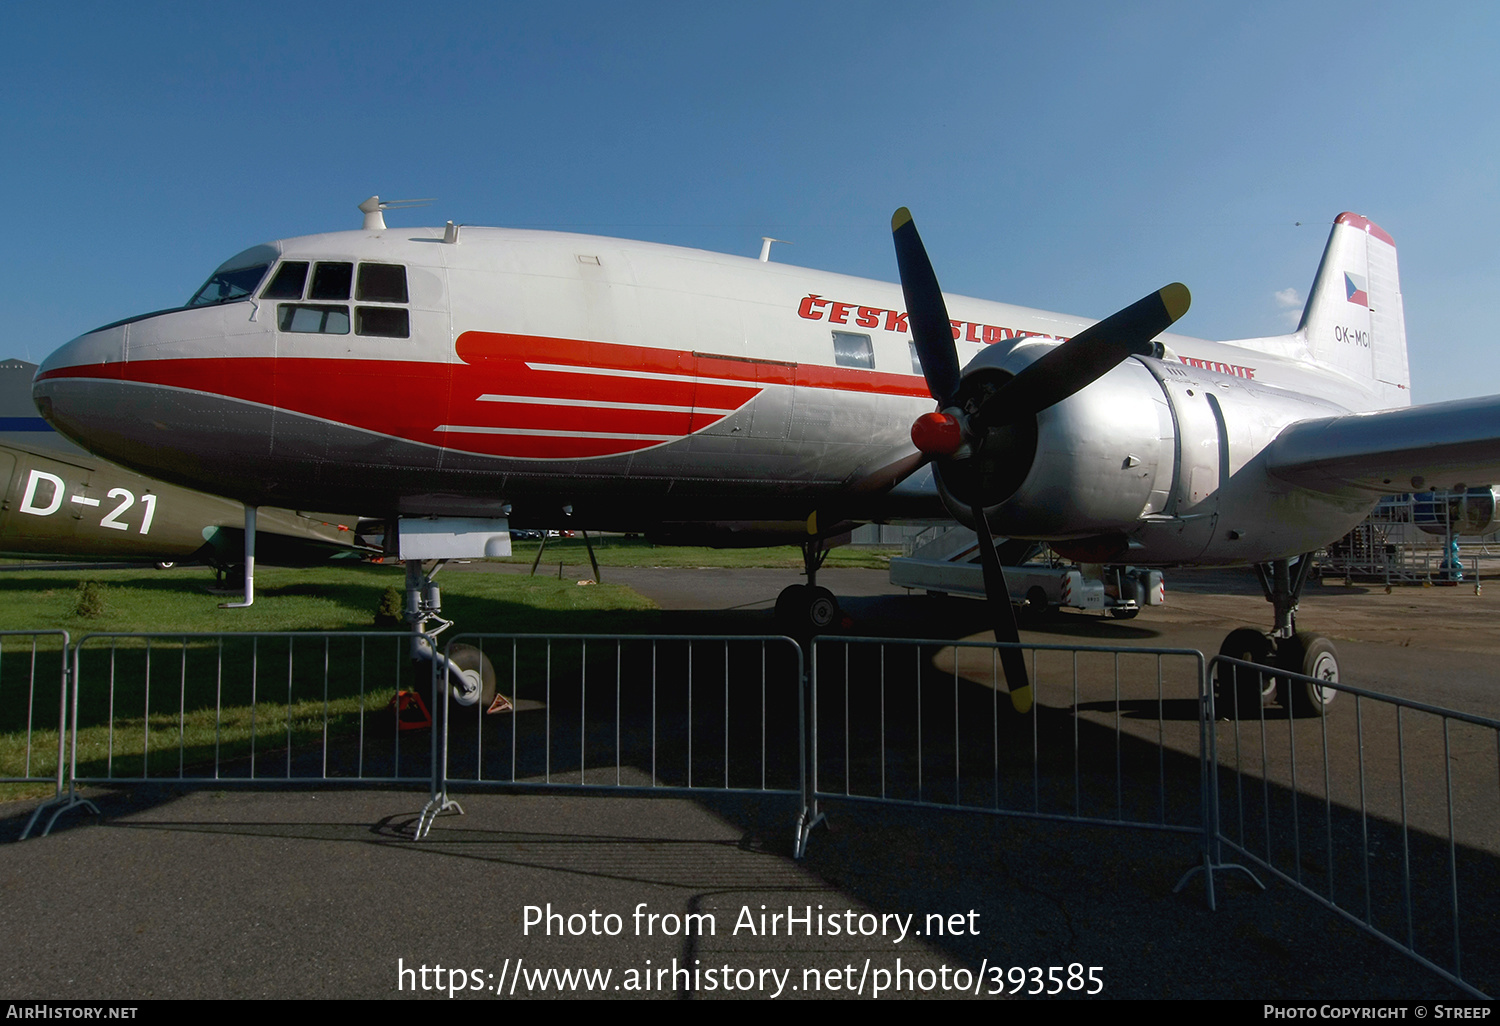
xmin=5 ymin=592 xmax=1493 ymax=999
xmin=425 ymin=636 xmax=1497 ymax=998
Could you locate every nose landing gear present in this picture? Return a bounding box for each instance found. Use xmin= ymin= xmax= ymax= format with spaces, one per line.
xmin=403 ymin=558 xmax=507 ymax=712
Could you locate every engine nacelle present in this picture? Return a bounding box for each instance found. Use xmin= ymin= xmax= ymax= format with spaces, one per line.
xmin=933 ymin=341 xmax=1367 ymax=564
xmin=934 ymin=342 xmax=1174 ymax=539
xmin=1413 ymin=487 xmax=1499 ymax=536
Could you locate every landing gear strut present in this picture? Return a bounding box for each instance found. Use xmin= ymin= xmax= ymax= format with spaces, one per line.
xmin=403 ymin=559 xmax=507 ymax=713
xmin=1214 ymin=554 xmax=1338 ymax=716
xmin=775 ymin=540 xmax=842 ymax=633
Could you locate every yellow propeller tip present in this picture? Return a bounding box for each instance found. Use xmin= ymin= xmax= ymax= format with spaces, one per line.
xmin=892 ymin=207 xmax=913 ymax=232
xmin=1011 ymin=685 xmax=1034 ymax=715
xmin=1160 ymin=282 xmax=1191 ymax=322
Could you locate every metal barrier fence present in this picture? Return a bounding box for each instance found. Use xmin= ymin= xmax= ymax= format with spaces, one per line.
xmin=1208 ymin=656 xmax=1497 ymax=999
xmin=1 ymin=631 xmax=70 ymax=788
xmin=803 ymin=637 xmax=1210 ymax=859
xmin=420 ymin=634 xmax=805 ymax=839
xmin=13 ymin=627 xmax=1496 ymax=996
xmin=4 ymin=631 xmax=71 ymax=839
xmin=67 ymin=631 xmax=434 ymax=786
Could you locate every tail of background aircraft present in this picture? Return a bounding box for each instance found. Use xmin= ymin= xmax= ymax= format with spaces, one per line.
xmin=1297 ymin=212 xmax=1411 ymax=406
xmin=1 ymin=359 xmax=88 ymax=454
xmin=1 ymin=360 xmax=41 ymax=422
xmin=2 ymin=360 xmax=63 ymax=445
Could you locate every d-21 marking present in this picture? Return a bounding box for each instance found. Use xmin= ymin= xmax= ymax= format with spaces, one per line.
xmin=17 ymin=469 xmax=158 ymax=534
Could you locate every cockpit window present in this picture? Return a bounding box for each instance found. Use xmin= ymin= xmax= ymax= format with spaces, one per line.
xmin=268 ymin=261 xmax=412 ymax=338
xmin=356 ymin=263 xmax=408 ymax=303
xmin=278 ymin=304 xmax=350 ymax=334
xmin=261 ymin=261 xmax=309 ymax=300
xmin=308 ymin=262 xmax=353 ymax=300
xmin=187 ymin=263 xmax=271 ymax=307
xmin=356 ymin=306 xmax=409 ymax=338
xmin=186 ymin=243 xmax=278 ymax=308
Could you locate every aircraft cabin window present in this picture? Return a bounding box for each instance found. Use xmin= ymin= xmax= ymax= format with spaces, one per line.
xmin=261 ymin=261 xmax=309 ymax=300
xmin=187 ymin=263 xmax=271 ymax=307
xmin=832 ymin=330 xmax=875 ymax=370
xmin=278 ymin=304 xmax=350 ymax=335
xmin=356 ymin=263 xmax=408 ymax=304
xmin=355 ymin=306 xmax=409 ymax=338
xmin=308 ymin=262 xmax=354 ymax=301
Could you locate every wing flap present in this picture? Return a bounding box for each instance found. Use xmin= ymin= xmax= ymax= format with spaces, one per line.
xmin=1265 ymin=395 xmax=1500 ymax=494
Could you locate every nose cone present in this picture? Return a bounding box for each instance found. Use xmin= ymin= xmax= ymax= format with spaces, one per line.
xmin=33 ymin=323 xmax=128 ymax=446
xmin=36 ymin=321 xmax=126 ymax=381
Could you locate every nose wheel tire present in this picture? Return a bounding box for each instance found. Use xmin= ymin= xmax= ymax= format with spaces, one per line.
xmin=444 ymin=643 xmax=498 ymax=710
xmin=1278 ymin=632 xmax=1339 ymax=717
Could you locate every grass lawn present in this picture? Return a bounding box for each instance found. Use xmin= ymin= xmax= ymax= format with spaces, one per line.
xmin=0 ymin=560 xmax=657 ymax=635
xmin=1 ymin=546 xmax=897 ymax=802
xmin=0 ymin=561 xmax=661 ymax=800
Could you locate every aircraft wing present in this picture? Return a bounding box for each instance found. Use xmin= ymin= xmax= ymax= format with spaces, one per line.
xmin=1265 ymin=395 xmax=1500 ymax=494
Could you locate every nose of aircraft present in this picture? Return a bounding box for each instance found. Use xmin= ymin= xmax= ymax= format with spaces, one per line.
xmin=33 ymin=322 xmax=129 ymax=445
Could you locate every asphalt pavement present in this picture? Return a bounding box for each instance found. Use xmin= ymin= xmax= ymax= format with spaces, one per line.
xmin=2 ymin=564 xmax=1494 ymax=1001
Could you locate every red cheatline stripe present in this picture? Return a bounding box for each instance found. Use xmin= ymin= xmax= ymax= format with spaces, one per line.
xmin=40 ymin=327 xmax=932 ymax=459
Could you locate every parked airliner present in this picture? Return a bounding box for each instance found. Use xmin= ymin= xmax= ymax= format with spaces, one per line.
xmin=32 ymin=199 xmax=1500 ymax=714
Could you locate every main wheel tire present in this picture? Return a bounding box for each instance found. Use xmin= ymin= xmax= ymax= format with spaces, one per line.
xmin=774 ymin=584 xmax=808 ymax=625
xmin=1279 ymin=632 xmax=1339 ymax=717
xmin=774 ymin=584 xmax=840 ymax=632
xmin=806 ymin=586 xmax=840 ymax=631
xmin=445 ymin=643 xmax=497 ymax=709
xmin=1215 ymin=628 xmax=1277 ymax=717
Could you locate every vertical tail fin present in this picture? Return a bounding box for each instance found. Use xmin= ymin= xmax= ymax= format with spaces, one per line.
xmin=1 ymin=360 xmax=51 ymax=431
xmin=1 ymin=359 xmax=87 ymax=455
xmin=1299 ymin=212 xmax=1410 ymax=406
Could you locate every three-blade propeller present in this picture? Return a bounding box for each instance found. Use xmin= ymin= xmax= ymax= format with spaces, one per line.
xmin=892 ymin=207 xmax=1190 ymax=712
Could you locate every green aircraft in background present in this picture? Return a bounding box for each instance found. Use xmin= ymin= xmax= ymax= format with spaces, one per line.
xmin=1 ymin=359 xmax=370 ymax=570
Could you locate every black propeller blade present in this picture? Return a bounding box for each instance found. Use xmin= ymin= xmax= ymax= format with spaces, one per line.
xmin=969 ymin=492 xmax=1033 ymax=714
xmin=971 ymin=282 xmax=1189 ymax=432
xmin=893 ymin=207 xmax=961 ymax=407
xmin=891 ymin=207 xmax=1189 ymax=713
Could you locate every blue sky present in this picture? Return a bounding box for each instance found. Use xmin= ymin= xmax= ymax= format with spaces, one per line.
xmin=3 ymin=1 xmax=1496 ymax=402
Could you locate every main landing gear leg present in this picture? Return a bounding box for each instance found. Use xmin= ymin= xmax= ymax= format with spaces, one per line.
xmin=1214 ymin=553 xmax=1338 ymax=717
xmin=780 ymin=539 xmax=836 ymax=855
xmin=775 ymin=541 xmax=841 ymax=634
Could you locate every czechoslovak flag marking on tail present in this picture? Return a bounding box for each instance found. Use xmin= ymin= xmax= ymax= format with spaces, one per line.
xmin=1345 ymin=271 xmax=1369 ymax=307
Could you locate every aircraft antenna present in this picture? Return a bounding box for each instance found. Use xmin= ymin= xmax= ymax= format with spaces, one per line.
xmin=358 ymin=195 xmax=435 ymax=231
xmin=759 ymin=237 xmax=790 ymax=262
